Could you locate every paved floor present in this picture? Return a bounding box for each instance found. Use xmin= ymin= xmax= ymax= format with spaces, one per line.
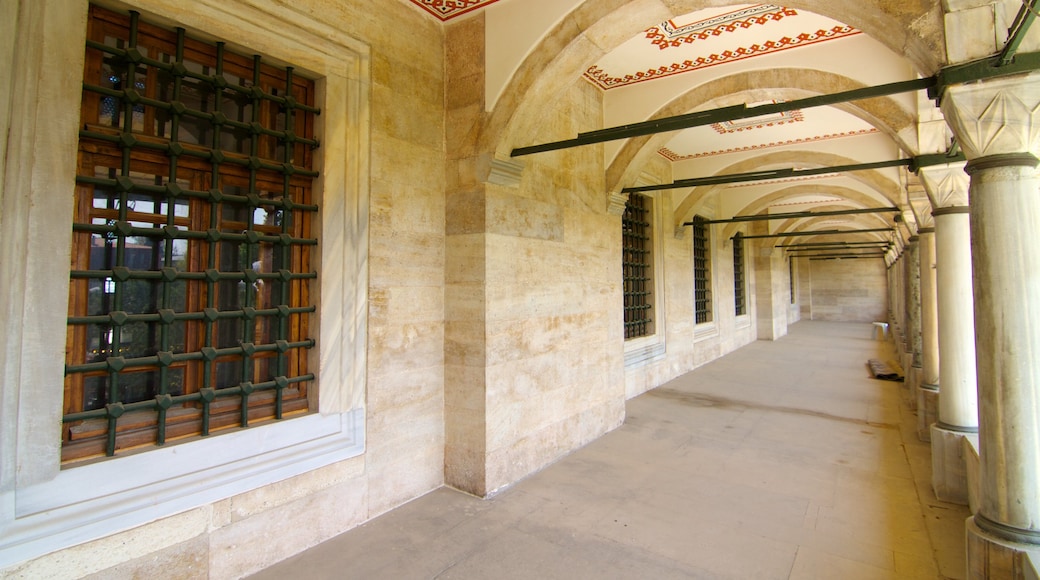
xmin=252 ymin=321 xmax=969 ymax=579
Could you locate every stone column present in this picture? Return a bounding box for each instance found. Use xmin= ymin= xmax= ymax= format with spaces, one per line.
xmin=904 ymin=235 xmax=921 ymax=409
xmin=916 ymin=224 xmax=939 ymax=441
xmin=921 ymin=164 xmax=978 ymax=504
xmin=942 ymin=72 xmax=1040 ymax=576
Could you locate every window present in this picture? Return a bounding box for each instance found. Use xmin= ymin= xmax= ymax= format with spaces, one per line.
xmin=789 ymin=258 xmax=796 ymax=304
xmin=692 ymin=216 xmax=712 ymax=324
xmin=733 ymin=233 xmax=746 ymax=316
xmin=63 ymin=6 xmax=319 ymax=463
xmin=622 ymin=194 xmax=654 ymax=339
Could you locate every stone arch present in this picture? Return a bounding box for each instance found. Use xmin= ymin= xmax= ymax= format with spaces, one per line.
xmin=720 ymin=187 xmax=896 ymax=239
xmin=605 ymin=69 xmax=921 ymax=195
xmin=673 ymin=150 xmax=904 ymax=231
xmin=483 ymin=0 xmax=944 ymax=161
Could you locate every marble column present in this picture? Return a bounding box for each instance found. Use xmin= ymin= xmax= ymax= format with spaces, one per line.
xmin=916 ymin=225 xmax=939 ymax=441
xmin=942 ymin=72 xmax=1040 ymax=577
xmin=903 ymin=236 xmax=921 ymax=409
xmin=921 ymin=164 xmax=978 ymax=504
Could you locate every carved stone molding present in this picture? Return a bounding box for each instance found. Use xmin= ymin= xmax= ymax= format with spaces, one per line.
xmin=486 ymin=157 xmax=525 ymax=188
xmin=940 ymin=73 xmax=1040 ymax=160
xmin=607 ymin=190 xmax=629 ymax=216
xmin=919 ymin=163 xmax=970 ymax=209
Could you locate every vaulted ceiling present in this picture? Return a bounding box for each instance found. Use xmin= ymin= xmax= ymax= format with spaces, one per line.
xmin=410 ymin=0 xmax=946 ymax=252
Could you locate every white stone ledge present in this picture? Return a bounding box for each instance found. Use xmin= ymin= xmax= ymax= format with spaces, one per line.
xmin=0 ymin=409 xmax=364 ymax=569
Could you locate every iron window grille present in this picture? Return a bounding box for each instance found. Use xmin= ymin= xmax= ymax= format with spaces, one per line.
xmin=63 ymin=5 xmax=320 ymax=463
xmin=733 ymin=233 xmax=746 ymax=316
xmin=622 ymin=194 xmax=654 ymax=339
xmin=692 ymin=216 xmax=712 ymax=324
xmin=789 ymin=258 xmax=796 ymax=304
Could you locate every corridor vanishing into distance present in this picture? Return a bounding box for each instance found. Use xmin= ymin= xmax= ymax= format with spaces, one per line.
xmin=254 ymin=321 xmax=968 ymax=579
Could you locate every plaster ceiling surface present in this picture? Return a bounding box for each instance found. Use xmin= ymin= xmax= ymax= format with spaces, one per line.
xmin=587 ymin=4 xmax=894 ymax=166
xmin=658 ymin=104 xmax=879 ymax=161
xmin=583 ymin=5 xmax=859 ymax=90
xmin=415 ymin=0 xmax=917 ymax=242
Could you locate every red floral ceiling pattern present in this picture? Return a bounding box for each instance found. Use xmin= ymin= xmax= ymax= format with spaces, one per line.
xmin=646 ymin=5 xmax=799 ymax=50
xmin=711 ymin=109 xmax=804 ymax=134
xmin=585 ymin=25 xmax=859 ymax=89
xmin=408 ymin=0 xmax=503 ymax=21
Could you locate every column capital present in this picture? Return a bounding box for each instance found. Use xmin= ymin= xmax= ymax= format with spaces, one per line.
xmin=910 ymin=196 xmax=935 ymax=231
xmin=607 ymin=191 xmax=629 ymax=216
xmin=919 ymin=163 xmax=970 ymax=209
xmin=940 ymin=72 xmax=1040 ymax=160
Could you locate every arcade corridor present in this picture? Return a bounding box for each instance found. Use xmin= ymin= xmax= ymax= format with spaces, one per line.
xmin=252 ymin=321 xmax=969 ymax=580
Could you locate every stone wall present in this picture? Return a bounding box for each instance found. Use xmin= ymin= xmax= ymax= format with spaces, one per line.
xmin=809 ymin=258 xmax=888 ymax=322
xmin=1 ymin=0 xmax=446 ymax=577
xmin=444 ymin=12 xmax=627 ymax=492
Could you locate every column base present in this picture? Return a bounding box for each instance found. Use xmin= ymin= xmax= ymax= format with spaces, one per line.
xmin=917 ymin=384 xmax=939 ymax=441
xmin=966 ymin=516 xmax=1040 ymax=579
xmin=930 ymin=424 xmax=976 ymax=505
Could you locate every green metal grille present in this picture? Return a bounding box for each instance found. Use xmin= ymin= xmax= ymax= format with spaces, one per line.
xmin=692 ymin=216 xmax=712 ymax=324
xmin=789 ymin=258 xmax=796 ymax=304
xmin=622 ymin=194 xmax=653 ymax=339
xmin=733 ymin=233 xmax=746 ymax=316
xmin=63 ymin=6 xmax=320 ymax=462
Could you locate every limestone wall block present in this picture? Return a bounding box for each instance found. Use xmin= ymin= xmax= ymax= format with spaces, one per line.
xmin=485 ymin=280 xmax=589 ymax=320
xmin=445 ymin=320 xmax=488 ymax=368
xmin=486 ymin=190 xmax=564 ymax=241
xmin=367 ymin=367 xmax=445 ymax=424
xmin=366 ymin=439 xmax=445 ymax=518
xmin=369 ymin=230 xmax=444 ymax=288
xmin=81 ymin=536 xmax=208 ymax=580
xmin=369 ymin=285 xmax=444 ymax=327
xmin=208 ymin=477 xmax=368 ymax=579
xmin=370 ymin=134 xmax=444 ymax=192
xmin=445 ymin=365 xmax=487 ymax=412
xmin=3 ymin=508 xmax=211 ymax=579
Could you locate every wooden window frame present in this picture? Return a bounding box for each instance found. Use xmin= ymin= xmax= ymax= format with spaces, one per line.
xmin=63 ymin=5 xmax=319 ymax=463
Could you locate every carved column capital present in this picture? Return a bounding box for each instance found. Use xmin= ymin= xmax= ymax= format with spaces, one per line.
xmin=940 ymin=72 xmax=1040 ymax=160
xmin=607 ymin=191 xmax=629 ymax=216
xmin=919 ymin=163 xmax=970 ymax=209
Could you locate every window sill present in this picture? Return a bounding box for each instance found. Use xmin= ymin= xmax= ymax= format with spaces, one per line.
xmin=694 ymin=321 xmax=719 ymax=342
xmin=1 ymin=409 xmax=364 ymax=567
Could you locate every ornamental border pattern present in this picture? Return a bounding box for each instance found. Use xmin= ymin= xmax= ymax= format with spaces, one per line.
xmin=585 ymin=27 xmax=860 ymax=90
xmin=408 ymin=0 xmax=502 ymax=21
xmin=646 ymin=5 xmax=798 ymax=50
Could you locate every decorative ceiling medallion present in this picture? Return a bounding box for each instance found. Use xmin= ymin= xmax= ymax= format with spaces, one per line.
xmin=658 ymin=129 xmax=879 ymax=161
xmin=585 ymin=26 xmax=859 ymax=90
xmin=646 ymin=5 xmax=798 ymax=50
xmin=711 ymin=109 xmax=804 ymax=134
xmin=408 ymin=0 xmax=503 ymax=21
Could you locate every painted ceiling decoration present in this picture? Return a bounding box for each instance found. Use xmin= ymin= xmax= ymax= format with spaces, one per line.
xmin=645 ymin=5 xmax=798 ymax=50
xmin=408 ymin=0 xmax=502 ymax=21
xmin=583 ymin=5 xmax=860 ymax=90
xmin=584 ymin=26 xmax=858 ymax=89
xmin=711 ymin=107 xmax=804 ymax=134
xmin=659 ymin=128 xmax=880 ymax=161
